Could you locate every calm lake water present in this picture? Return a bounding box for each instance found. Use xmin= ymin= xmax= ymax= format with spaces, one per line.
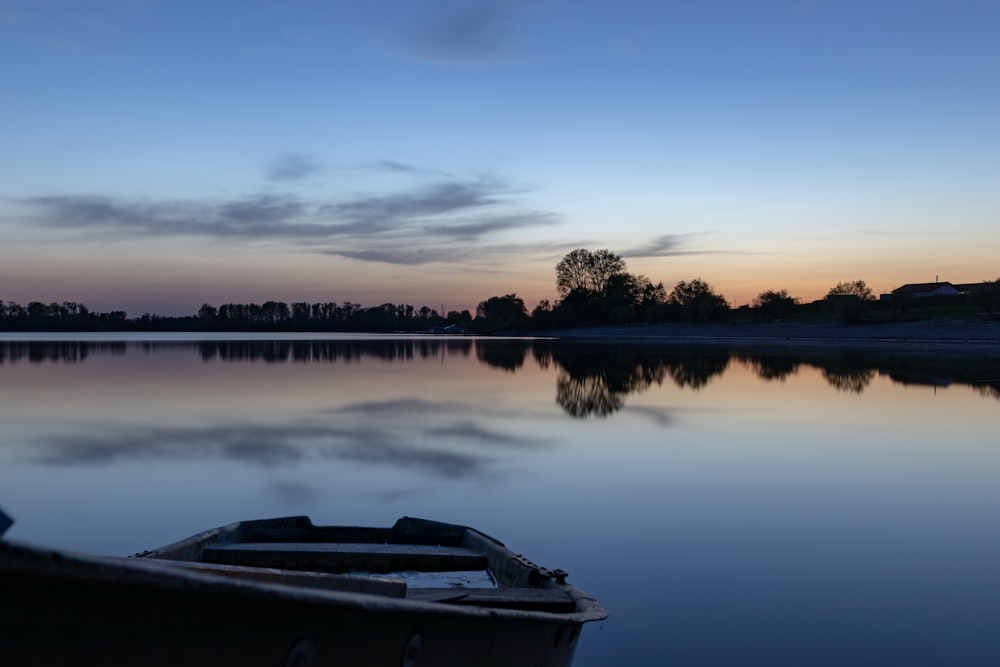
xmin=2 ymin=333 xmax=999 ymax=666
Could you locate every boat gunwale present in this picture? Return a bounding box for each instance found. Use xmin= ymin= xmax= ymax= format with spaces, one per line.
xmin=2 ymin=538 xmax=604 ymax=624
xmin=126 ymin=515 xmax=608 ymax=623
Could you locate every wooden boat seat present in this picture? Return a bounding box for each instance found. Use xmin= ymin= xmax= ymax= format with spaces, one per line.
xmin=202 ymin=542 xmax=489 ymax=573
xmin=406 ymin=587 xmax=576 ymax=613
xmin=139 ymin=558 xmax=407 ymax=598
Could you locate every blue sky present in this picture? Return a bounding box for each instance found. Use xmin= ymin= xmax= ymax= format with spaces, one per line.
xmin=2 ymin=0 xmax=998 ymax=316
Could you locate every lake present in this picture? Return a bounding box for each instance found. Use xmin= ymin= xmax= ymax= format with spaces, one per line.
xmin=2 ymin=333 xmax=999 ymax=666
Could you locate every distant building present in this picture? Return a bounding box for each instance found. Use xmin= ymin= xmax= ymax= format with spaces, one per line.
xmin=891 ymin=282 xmax=963 ymax=298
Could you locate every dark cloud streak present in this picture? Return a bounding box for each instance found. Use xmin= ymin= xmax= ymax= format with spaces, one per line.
xmin=266 ymin=154 xmax=322 ymax=181
xmin=621 ymin=233 xmax=745 ymax=258
xmin=425 ymin=213 xmax=557 ymax=240
xmin=322 ymin=181 xmax=499 ymax=224
xmin=373 ymin=0 xmax=538 ymax=64
xmin=621 ymin=234 xmax=686 ymax=257
xmin=16 ymin=175 xmax=558 ymax=265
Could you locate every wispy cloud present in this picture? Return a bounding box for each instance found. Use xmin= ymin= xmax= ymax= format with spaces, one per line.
xmin=23 ymin=194 xmax=332 ymax=239
xmin=322 ymin=181 xmax=500 ymax=224
xmin=622 ymin=234 xmax=687 ymax=257
xmin=425 ymin=213 xmax=558 ymax=240
xmin=621 ymin=233 xmax=745 ymax=258
xmin=327 ymin=247 xmax=467 ymax=265
xmin=367 ymin=0 xmax=540 ymax=64
xmin=266 ymin=153 xmax=322 ymax=182
xmin=15 ymin=175 xmax=560 ymax=265
xmin=368 ymin=159 xmax=443 ymax=176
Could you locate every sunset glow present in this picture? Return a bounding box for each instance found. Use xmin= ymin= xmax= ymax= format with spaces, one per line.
xmin=3 ymin=2 xmax=998 ymax=316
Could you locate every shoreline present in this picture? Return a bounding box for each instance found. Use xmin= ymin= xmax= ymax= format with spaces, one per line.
xmin=534 ymin=318 xmax=1000 ymax=352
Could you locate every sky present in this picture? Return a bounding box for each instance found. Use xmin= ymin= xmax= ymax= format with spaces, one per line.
xmin=2 ymin=0 xmax=998 ymax=316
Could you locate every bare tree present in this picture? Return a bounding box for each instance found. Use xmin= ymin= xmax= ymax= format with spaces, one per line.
xmin=555 ymin=248 xmax=627 ymax=297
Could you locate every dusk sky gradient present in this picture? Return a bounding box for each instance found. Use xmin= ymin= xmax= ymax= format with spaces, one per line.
xmin=3 ymin=0 xmax=998 ymax=316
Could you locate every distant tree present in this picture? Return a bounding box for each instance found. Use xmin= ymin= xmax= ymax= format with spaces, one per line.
xmin=475 ymin=293 xmax=528 ymax=332
xmin=967 ymin=278 xmax=1000 ymax=314
xmin=634 ymin=275 xmax=667 ymax=311
xmin=446 ymin=309 xmax=472 ymax=325
xmin=604 ymin=273 xmax=664 ymax=310
xmin=291 ymin=302 xmax=310 ymax=322
xmin=555 ymin=248 xmax=627 ymax=298
xmin=532 ymin=299 xmax=552 ymax=316
xmin=529 ymin=300 xmax=554 ymax=329
xmin=668 ymin=278 xmax=730 ymax=322
xmin=752 ymin=289 xmax=798 ymax=321
xmin=197 ymin=303 xmax=218 ymax=319
xmin=826 ymin=280 xmax=875 ymax=301
xmin=825 ymin=280 xmax=875 ymax=323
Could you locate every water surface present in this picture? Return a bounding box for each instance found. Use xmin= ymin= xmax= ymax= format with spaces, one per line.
xmin=2 ymin=334 xmax=998 ymax=665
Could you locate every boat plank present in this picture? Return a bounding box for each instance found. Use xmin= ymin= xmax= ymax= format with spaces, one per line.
xmin=138 ymin=558 xmax=407 ymax=597
xmin=202 ymin=542 xmax=488 ymax=573
xmin=407 ymin=587 xmax=577 ymax=613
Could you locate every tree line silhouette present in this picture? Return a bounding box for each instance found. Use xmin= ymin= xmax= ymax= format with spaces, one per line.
xmin=4 ymin=248 xmax=998 ymax=332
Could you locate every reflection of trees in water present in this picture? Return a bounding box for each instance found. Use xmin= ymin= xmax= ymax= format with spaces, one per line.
xmin=9 ymin=337 xmax=1000 ymax=407
xmin=541 ymin=344 xmax=727 ymax=418
xmin=822 ymin=368 xmax=876 ymax=393
xmin=664 ymin=352 xmax=729 ymax=389
xmin=811 ymin=350 xmax=877 ymax=393
xmin=531 ymin=345 xmax=552 ymax=370
xmin=0 ymin=341 xmax=126 ymax=364
xmin=742 ymin=356 xmax=800 ymax=382
xmin=197 ymin=339 xmax=474 ymax=363
xmin=973 ymin=384 xmax=1000 ymax=400
xmin=555 ymin=373 xmax=626 ymax=417
xmin=0 ymin=339 xmax=482 ymax=365
xmin=545 ymin=345 xmax=1000 ymax=404
xmin=475 ymin=342 xmax=528 ymax=372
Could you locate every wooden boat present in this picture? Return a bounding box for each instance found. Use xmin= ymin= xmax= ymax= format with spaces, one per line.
xmin=0 ymin=515 xmax=607 ymax=666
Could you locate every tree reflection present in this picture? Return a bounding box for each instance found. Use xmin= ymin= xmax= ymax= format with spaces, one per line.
xmin=475 ymin=341 xmax=528 ymax=372
xmin=663 ymin=351 xmax=729 ymax=389
xmin=555 ymin=372 xmax=626 ymax=417
xmin=542 ymin=344 xmax=728 ymax=418
xmin=196 ymin=339 xmax=473 ymax=363
xmin=0 ymin=341 xmax=125 ymax=364
xmin=812 ymin=350 xmax=879 ymax=393
xmin=973 ymin=384 xmax=1000 ymax=400
xmin=743 ymin=356 xmax=800 ymax=382
xmin=533 ymin=341 xmax=1000 ymax=417
xmin=7 ymin=337 xmax=1000 ymax=410
xmin=822 ymin=368 xmax=876 ymax=393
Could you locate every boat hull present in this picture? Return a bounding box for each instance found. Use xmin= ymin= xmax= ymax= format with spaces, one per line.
xmin=1 ymin=516 xmax=605 ymax=666
xmin=1 ymin=566 xmax=582 ymax=666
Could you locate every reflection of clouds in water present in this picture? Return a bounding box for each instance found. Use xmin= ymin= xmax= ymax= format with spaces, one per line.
xmin=27 ymin=398 xmax=548 ymax=480
xmin=426 ymin=421 xmax=542 ymax=447
xmin=331 ymin=398 xmax=467 ymax=417
xmin=331 ymin=397 xmax=555 ymax=424
xmin=621 ymin=405 xmax=674 ymax=427
xmin=270 ymin=479 xmax=322 ymax=505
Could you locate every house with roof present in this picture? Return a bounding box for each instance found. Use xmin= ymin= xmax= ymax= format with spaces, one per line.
xmin=890 ymin=282 xmax=963 ymax=298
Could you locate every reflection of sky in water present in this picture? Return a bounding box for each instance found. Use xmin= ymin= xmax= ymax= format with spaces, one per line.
xmin=1 ymin=338 xmax=999 ymax=666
